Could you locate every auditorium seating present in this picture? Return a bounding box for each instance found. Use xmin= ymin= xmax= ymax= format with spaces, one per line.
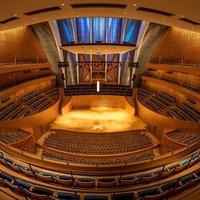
xmin=166 ymin=130 xmax=200 ymax=145
xmin=0 ymin=128 xmax=30 ymax=144
xmin=0 ymin=166 xmax=199 ymax=200
xmin=64 ymin=84 xmax=133 ymax=96
xmin=0 ymin=86 xmax=60 ymax=121
xmin=0 ymin=137 xmax=199 ymax=200
xmin=137 ymin=88 xmax=200 ymax=122
xmin=41 ymin=149 xmax=156 ymax=165
xmin=42 ymin=130 xmax=154 ymax=155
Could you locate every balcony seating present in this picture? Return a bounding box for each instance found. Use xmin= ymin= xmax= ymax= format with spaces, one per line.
xmin=0 ymin=129 xmax=30 ymax=145
xmin=76 ymin=178 xmax=96 ymax=188
xmin=0 ymin=86 xmax=59 ymax=121
xmin=23 ymin=186 xmax=54 ymax=200
xmin=137 ymin=88 xmax=200 ymax=123
xmin=139 ymin=173 xmax=159 ymax=183
xmin=167 ymin=131 xmax=200 ymax=145
xmin=97 ymin=178 xmax=118 ymax=188
xmin=53 ymin=175 xmax=74 ymax=186
xmin=35 ymin=171 xmax=56 ymax=182
xmin=52 ymin=191 xmax=79 ymax=200
xmin=118 ymin=176 xmax=139 ymax=187
xmin=154 ymin=168 xmax=175 ymax=179
xmin=84 ymin=195 xmax=108 ymax=200
xmin=137 ymin=187 xmax=159 ymax=199
xmin=141 ymin=189 xmax=170 ymax=200
xmin=0 ymin=152 xmax=199 ymax=200
xmin=112 ymin=192 xmax=135 ymax=200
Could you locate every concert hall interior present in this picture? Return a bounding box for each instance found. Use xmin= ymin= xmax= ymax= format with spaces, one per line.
xmin=0 ymin=1 xmax=200 ymax=200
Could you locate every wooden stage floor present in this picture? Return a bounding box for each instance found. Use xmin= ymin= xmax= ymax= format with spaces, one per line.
xmin=51 ymin=107 xmax=146 ymax=132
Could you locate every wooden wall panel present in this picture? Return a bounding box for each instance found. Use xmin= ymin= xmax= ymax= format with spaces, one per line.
xmin=0 ymin=75 xmax=56 ymax=100
xmin=146 ymin=63 xmax=200 ymax=76
xmin=0 ymin=26 xmax=48 ymax=63
xmin=72 ymin=95 xmax=124 ymax=108
xmin=150 ymin=27 xmax=200 ymax=64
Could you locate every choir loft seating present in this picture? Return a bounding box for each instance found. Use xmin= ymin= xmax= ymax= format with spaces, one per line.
xmin=64 ymin=84 xmax=133 ymax=96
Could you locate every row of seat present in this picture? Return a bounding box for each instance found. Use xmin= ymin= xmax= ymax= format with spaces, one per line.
xmin=0 ymin=165 xmax=199 ymax=200
xmin=0 ymin=129 xmax=30 ymax=144
xmin=0 ymin=86 xmax=60 ymax=121
xmin=137 ymin=88 xmax=199 ymax=122
xmin=43 ymin=130 xmax=154 ymax=155
xmin=64 ymin=84 xmax=133 ymax=97
xmin=41 ymin=149 xmax=155 ymax=165
xmin=167 ymin=131 xmax=200 ymax=145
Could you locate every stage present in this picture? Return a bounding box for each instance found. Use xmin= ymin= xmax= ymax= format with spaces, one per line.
xmin=50 ymin=107 xmax=146 ymax=133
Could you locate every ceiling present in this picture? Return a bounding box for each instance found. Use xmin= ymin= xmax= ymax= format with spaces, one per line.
xmin=0 ymin=0 xmax=200 ymax=33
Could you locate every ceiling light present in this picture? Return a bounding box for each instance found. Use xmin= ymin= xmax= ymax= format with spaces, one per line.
xmin=133 ymin=4 xmax=137 ymax=6
xmin=71 ymin=12 xmax=74 ymax=14
xmin=124 ymin=12 xmax=127 ymax=14
xmin=61 ymin=3 xmax=64 ymax=6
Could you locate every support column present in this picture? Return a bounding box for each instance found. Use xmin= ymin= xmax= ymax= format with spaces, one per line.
xmin=118 ymin=54 xmax=122 ymax=85
xmin=76 ymin=54 xmax=79 ymax=84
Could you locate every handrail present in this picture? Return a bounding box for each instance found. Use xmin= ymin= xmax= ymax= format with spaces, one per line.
xmin=0 ymin=160 xmax=199 ymax=195
xmin=0 ymin=140 xmax=199 ymax=176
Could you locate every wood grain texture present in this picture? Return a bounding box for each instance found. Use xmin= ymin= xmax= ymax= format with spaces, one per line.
xmin=150 ymin=27 xmax=200 ymax=65
xmin=0 ymin=26 xmax=48 ymax=63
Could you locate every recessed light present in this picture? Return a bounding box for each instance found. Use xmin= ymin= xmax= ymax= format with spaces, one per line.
xmin=124 ymin=12 xmax=127 ymax=15
xmin=14 ymin=14 xmax=17 ymax=16
xmin=133 ymin=3 xmax=137 ymax=6
xmin=162 ymin=18 xmax=165 ymax=20
xmin=61 ymin=3 xmax=65 ymax=6
xmin=181 ymin=15 xmax=184 ymax=18
xmin=33 ymin=17 xmax=36 ymax=20
xmin=71 ymin=12 xmax=74 ymax=14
